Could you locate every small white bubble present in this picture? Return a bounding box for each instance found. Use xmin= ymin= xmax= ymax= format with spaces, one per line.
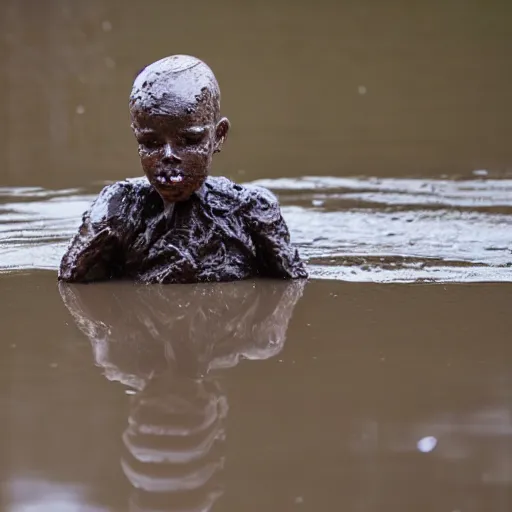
xmin=102 ymin=20 xmax=112 ymax=32
xmin=76 ymin=105 xmax=85 ymax=115
xmin=312 ymin=199 xmax=324 ymax=207
xmin=358 ymin=85 xmax=367 ymax=95
xmin=125 ymin=389 xmax=136 ymax=395
xmin=417 ymin=436 xmax=437 ymax=453
xmin=472 ymin=169 xmax=488 ymax=176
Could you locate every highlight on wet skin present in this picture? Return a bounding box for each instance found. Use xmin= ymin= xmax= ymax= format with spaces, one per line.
xmin=58 ymin=54 xmax=308 ymax=284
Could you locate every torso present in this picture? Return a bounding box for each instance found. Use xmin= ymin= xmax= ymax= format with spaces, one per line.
xmin=118 ymin=176 xmax=260 ymax=283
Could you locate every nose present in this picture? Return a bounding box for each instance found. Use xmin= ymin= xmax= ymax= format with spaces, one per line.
xmin=162 ymin=143 xmax=182 ymax=164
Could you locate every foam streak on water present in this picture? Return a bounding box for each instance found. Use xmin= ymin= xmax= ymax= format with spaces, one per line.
xmin=0 ymin=177 xmax=511 ymax=283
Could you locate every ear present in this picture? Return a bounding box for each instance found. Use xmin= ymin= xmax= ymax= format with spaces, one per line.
xmin=213 ymin=117 xmax=230 ymax=154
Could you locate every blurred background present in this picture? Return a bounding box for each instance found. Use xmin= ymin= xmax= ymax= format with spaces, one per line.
xmin=1 ymin=3 xmax=512 ymax=511
xmin=1 ymin=0 xmax=511 ymax=189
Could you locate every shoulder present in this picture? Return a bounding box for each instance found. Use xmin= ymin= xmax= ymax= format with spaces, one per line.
xmin=199 ymin=177 xmax=281 ymax=222
xmin=202 ymin=176 xmax=279 ymax=211
xmin=241 ymin=183 xmax=279 ymax=209
xmin=197 ymin=176 xmax=244 ymax=215
xmin=241 ymin=183 xmax=282 ymax=225
xmin=202 ymin=176 xmax=244 ymax=199
xmin=88 ymin=177 xmax=153 ymax=225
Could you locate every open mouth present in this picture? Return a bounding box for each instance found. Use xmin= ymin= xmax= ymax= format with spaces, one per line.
xmin=154 ymin=173 xmax=184 ymax=186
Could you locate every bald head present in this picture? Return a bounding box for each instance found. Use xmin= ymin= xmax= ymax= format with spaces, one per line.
xmin=129 ymin=55 xmax=221 ymax=120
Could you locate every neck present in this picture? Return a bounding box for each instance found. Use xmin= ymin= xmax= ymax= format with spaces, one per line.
xmin=163 ymin=201 xmax=175 ymax=219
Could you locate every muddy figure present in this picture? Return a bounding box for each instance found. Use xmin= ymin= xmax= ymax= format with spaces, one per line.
xmin=58 ymin=55 xmax=308 ymax=284
xmin=59 ymin=279 xmax=303 ymax=511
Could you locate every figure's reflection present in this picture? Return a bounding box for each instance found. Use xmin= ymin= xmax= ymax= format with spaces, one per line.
xmin=59 ymin=279 xmax=304 ymax=512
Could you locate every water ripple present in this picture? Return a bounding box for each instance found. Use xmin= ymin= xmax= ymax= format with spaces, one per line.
xmin=0 ymin=177 xmax=511 ymax=283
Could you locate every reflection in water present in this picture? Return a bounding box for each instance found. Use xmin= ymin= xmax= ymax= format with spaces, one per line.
xmin=1 ymin=0 xmax=512 ymax=508
xmin=59 ymin=280 xmax=304 ymax=511
xmin=121 ymin=375 xmax=226 ymax=512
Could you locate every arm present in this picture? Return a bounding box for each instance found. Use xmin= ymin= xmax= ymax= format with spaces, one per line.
xmin=245 ymin=186 xmax=308 ymax=279
xmin=58 ymin=184 xmax=127 ymax=282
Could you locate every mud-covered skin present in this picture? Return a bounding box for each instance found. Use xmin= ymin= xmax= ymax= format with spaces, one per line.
xmin=58 ymin=176 xmax=308 ymax=283
xmin=129 ymin=55 xmax=229 ymax=204
xmin=59 ymin=55 xmax=307 ymax=284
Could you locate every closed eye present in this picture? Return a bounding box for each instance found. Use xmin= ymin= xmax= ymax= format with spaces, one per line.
xmin=181 ymin=132 xmax=205 ymax=145
xmin=139 ymin=137 xmax=163 ymax=149
xmin=180 ymin=126 xmax=209 ymax=145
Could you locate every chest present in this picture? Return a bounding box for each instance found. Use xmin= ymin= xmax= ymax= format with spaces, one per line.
xmin=125 ymin=203 xmax=255 ymax=270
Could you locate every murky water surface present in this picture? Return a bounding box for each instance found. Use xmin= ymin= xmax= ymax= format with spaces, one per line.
xmin=1 ymin=0 xmax=512 ymax=510
xmin=1 ymin=174 xmax=511 ymax=282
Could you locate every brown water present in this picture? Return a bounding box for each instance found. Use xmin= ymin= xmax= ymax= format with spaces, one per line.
xmin=1 ymin=0 xmax=512 ymax=510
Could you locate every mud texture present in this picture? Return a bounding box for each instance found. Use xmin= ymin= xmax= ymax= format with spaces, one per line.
xmin=58 ymin=176 xmax=308 ymax=283
xmin=129 ymin=55 xmax=230 ymax=204
xmin=60 ymin=55 xmax=306 ymax=284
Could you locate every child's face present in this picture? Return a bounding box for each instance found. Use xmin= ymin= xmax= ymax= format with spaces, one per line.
xmin=131 ymin=99 xmax=226 ymax=203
